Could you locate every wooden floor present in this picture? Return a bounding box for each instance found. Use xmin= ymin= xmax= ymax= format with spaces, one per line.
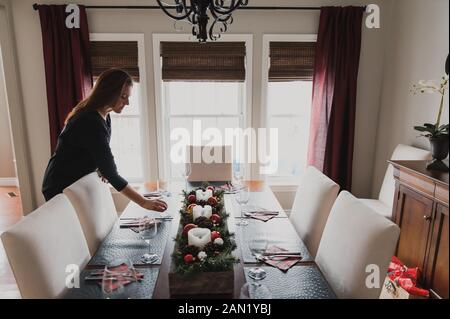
xmin=0 ymin=187 xmax=22 ymax=299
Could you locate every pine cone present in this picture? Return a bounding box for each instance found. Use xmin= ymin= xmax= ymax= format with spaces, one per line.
xmin=203 ymin=242 xmax=216 ymax=256
xmin=195 ymin=217 xmax=213 ymax=229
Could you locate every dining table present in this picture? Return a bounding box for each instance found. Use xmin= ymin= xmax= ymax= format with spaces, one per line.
xmin=63 ymin=180 xmax=336 ymax=299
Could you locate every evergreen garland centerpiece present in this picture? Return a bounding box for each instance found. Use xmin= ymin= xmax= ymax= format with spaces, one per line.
xmin=171 ymin=185 xmax=238 ymax=277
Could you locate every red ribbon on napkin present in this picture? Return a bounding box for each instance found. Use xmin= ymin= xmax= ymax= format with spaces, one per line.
xmin=388 ymin=256 xmax=429 ymax=298
xmin=261 ymin=245 xmax=301 ymax=272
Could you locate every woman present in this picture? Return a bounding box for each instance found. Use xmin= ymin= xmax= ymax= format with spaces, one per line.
xmin=42 ymin=68 xmax=167 ymax=212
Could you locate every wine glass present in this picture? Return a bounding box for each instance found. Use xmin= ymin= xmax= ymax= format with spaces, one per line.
xmin=248 ymin=227 xmax=268 ymax=280
xmin=235 ymin=186 xmax=250 ymax=226
xmin=101 ymin=259 xmax=134 ymax=299
xmin=180 ymin=163 xmax=191 ymax=192
xmin=139 ymin=217 xmax=159 ymax=264
xmin=233 ymin=164 xmax=244 ymax=188
xmin=239 ymin=282 xmax=272 ymax=299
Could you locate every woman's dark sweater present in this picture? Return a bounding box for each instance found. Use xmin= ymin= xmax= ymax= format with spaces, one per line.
xmin=42 ymin=110 xmax=128 ymax=201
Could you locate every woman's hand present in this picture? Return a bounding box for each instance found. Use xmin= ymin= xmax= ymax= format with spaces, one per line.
xmin=140 ymin=198 xmax=168 ymax=212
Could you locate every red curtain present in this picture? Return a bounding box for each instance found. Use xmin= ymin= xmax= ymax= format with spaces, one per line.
xmin=307 ymin=6 xmax=364 ymax=191
xmin=37 ymin=5 xmax=93 ymax=153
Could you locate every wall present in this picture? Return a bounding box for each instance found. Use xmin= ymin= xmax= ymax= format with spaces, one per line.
xmin=372 ymin=0 xmax=449 ymax=197
xmin=8 ymin=0 xmax=389 ymax=207
xmin=0 ymin=49 xmax=16 ymax=180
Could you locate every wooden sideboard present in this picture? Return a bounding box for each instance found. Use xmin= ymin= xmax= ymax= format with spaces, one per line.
xmin=390 ymin=160 xmax=449 ymax=299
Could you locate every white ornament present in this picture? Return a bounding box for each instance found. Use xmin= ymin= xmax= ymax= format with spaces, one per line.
xmin=214 ymin=238 xmax=224 ymax=246
xmin=197 ymin=251 xmax=207 ymax=261
xmin=187 ymin=228 xmax=212 ymax=249
xmin=192 ymin=205 xmax=212 ymax=221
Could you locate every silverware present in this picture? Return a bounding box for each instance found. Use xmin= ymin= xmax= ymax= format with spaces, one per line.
xmin=120 ymin=217 xmax=172 ymax=221
xmin=263 ymin=251 xmax=302 ymax=256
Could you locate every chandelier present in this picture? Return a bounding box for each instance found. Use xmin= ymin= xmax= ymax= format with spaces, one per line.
xmin=156 ymin=0 xmax=249 ymax=42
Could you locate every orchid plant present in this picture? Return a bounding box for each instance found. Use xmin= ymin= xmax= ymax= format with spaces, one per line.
xmin=412 ymin=75 xmax=449 ymax=138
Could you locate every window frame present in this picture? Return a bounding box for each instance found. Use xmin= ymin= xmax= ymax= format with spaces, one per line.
xmin=261 ymin=34 xmax=317 ymax=186
xmin=153 ymin=34 xmax=253 ymax=181
xmin=89 ymin=33 xmax=150 ymax=183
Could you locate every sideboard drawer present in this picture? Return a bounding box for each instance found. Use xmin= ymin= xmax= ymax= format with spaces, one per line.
xmin=399 ymin=170 xmax=435 ymax=197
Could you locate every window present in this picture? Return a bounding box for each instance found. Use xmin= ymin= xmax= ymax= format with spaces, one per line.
xmin=263 ymin=37 xmax=316 ymax=182
xmin=90 ymin=36 xmax=148 ymax=183
xmin=154 ymin=36 xmax=252 ymax=181
xmin=109 ymin=83 xmax=143 ymax=182
xmin=267 ymin=81 xmax=312 ymax=179
xmin=164 ymin=81 xmax=244 ymax=179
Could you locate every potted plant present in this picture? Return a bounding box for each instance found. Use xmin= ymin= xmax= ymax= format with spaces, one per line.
xmin=412 ymin=74 xmax=449 ymax=171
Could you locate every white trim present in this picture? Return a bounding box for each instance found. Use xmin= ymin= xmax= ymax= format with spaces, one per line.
xmin=0 ymin=177 xmax=18 ymax=187
xmin=152 ymin=33 xmax=253 ymax=180
xmin=260 ymin=34 xmax=317 ymax=184
xmin=89 ymin=33 xmax=150 ymax=182
xmin=0 ymin=2 xmax=36 ymax=213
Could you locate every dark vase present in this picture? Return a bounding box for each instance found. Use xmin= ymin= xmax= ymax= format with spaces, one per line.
xmin=427 ymin=135 xmax=449 ymax=171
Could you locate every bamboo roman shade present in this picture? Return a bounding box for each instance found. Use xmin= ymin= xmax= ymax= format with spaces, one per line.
xmin=269 ymin=42 xmax=316 ymax=81
xmin=90 ymin=41 xmax=139 ymax=81
xmin=160 ymin=42 xmax=246 ymax=82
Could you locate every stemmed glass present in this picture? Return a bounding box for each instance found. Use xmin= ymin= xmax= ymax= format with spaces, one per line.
xmin=139 ymin=217 xmax=159 ymax=264
xmin=180 ymin=163 xmax=191 ymax=192
xmin=239 ymin=225 xmax=271 ymax=299
xmin=233 ymin=164 xmax=244 ymax=188
xmin=101 ymin=259 xmax=135 ymax=299
xmin=235 ymin=185 xmax=250 ymax=226
xmin=248 ymin=228 xmax=268 ymax=280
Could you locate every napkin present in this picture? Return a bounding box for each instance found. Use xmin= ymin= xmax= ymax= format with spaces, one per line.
xmin=86 ymin=264 xmax=144 ymax=291
xmin=245 ymin=211 xmax=279 ymax=222
xmin=260 ymin=245 xmax=302 ymax=271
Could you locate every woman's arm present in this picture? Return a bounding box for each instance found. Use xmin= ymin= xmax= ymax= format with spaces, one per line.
xmin=120 ymin=184 xmax=168 ymax=212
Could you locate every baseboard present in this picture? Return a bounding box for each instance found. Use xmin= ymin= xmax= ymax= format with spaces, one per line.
xmin=0 ymin=177 xmax=19 ymax=187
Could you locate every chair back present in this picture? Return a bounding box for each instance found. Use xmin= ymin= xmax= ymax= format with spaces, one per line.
xmin=316 ymin=191 xmax=400 ymax=299
xmin=290 ymin=167 xmax=340 ymax=257
xmin=63 ymin=172 xmax=117 ymax=255
xmin=1 ymin=194 xmax=90 ymax=298
xmin=378 ymin=144 xmax=431 ymax=207
xmin=187 ymin=145 xmax=232 ymax=182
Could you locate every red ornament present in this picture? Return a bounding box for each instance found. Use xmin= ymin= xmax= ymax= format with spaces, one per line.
xmin=184 ymin=254 xmax=194 ymax=264
xmin=207 ymin=197 xmax=218 ymax=206
xmin=211 ymin=231 xmax=221 ymax=241
xmin=188 ymin=194 xmax=197 ymax=203
xmin=182 ymin=223 xmax=197 ymax=236
xmin=210 ymin=214 xmax=221 ymax=223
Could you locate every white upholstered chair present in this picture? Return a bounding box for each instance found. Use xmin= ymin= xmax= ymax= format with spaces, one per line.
xmin=187 ymin=145 xmax=232 ymax=182
xmin=289 ymin=166 xmax=340 ymax=258
xmin=63 ymin=172 xmax=118 ymax=255
xmin=360 ymin=144 xmax=431 ymax=219
xmin=1 ymin=194 xmax=90 ymax=299
xmin=315 ymin=191 xmax=400 ymax=299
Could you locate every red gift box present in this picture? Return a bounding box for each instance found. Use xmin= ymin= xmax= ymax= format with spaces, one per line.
xmin=387 ymin=256 xmax=429 ymax=298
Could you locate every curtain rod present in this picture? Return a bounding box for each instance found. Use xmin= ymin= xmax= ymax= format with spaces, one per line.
xmin=33 ymin=4 xmax=329 ymax=11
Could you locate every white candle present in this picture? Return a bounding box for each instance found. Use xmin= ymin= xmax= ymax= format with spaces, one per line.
xmin=192 ymin=205 xmax=212 ymax=221
xmin=195 ymin=189 xmax=213 ymax=201
xmin=187 ymin=228 xmax=212 ymax=249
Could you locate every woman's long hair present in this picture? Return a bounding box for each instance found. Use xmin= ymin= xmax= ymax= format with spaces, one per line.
xmin=65 ymin=68 xmax=133 ymax=124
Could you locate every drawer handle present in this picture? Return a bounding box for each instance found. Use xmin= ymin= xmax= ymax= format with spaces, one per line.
xmin=423 ymin=215 xmax=432 ymax=222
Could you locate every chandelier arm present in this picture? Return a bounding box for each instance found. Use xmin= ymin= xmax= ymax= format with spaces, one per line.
xmin=208 ymin=16 xmax=229 ymax=41
xmin=210 ymin=0 xmax=246 ymax=15
xmin=210 ymin=10 xmax=233 ymax=24
xmin=156 ymin=0 xmax=193 ymax=20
